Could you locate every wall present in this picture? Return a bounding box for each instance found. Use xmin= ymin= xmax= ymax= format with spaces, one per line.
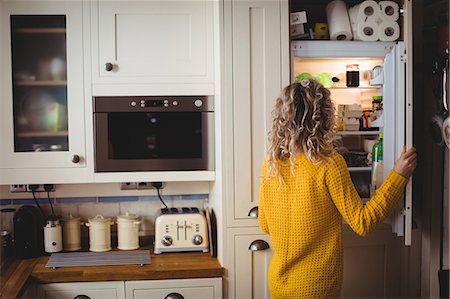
xmin=0 ymin=182 xmax=210 ymax=237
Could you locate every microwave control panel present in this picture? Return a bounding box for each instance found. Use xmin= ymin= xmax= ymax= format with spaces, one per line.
xmin=93 ymin=96 xmax=214 ymax=113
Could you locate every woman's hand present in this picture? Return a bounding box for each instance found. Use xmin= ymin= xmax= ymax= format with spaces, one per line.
xmin=393 ymin=146 xmax=417 ymax=178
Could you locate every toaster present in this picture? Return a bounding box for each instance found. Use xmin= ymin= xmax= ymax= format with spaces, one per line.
xmin=154 ymin=207 xmax=209 ymax=254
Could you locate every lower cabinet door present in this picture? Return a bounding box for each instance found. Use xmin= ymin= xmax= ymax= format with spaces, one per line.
xmin=37 ymin=281 xmax=125 ymax=299
xmin=125 ymin=278 xmax=222 ymax=299
xmin=230 ymin=230 xmax=273 ymax=299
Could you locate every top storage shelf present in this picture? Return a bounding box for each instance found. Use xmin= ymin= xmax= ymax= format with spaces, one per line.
xmin=290 ymin=0 xmax=404 ymax=43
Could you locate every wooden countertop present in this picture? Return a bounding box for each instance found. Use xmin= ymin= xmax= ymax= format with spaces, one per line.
xmin=0 ymin=257 xmax=39 ymax=299
xmin=1 ymin=246 xmax=223 ymax=298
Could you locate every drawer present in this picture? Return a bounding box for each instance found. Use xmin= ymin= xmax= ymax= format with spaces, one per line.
xmin=37 ymin=281 xmax=125 ymax=299
xmin=126 ymin=278 xmax=222 ymax=299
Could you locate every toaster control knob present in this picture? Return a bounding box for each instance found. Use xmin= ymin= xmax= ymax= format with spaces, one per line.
xmin=161 ymin=235 xmax=173 ymax=246
xmin=192 ymin=234 xmax=203 ymax=245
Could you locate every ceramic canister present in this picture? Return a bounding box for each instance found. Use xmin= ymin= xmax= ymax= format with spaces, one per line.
xmin=85 ymin=214 xmax=113 ymax=252
xmin=61 ymin=214 xmax=82 ymax=251
xmin=116 ymin=212 xmax=141 ymax=250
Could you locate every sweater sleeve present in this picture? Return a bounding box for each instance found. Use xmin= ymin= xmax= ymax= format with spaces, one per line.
xmin=325 ymin=153 xmax=408 ymax=236
xmin=258 ymin=160 xmax=269 ymax=234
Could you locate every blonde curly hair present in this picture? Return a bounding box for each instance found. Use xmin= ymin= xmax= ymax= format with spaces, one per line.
xmin=266 ymin=78 xmax=340 ymax=180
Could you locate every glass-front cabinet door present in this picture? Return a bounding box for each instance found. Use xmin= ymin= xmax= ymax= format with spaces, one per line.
xmin=0 ymin=1 xmax=86 ymax=176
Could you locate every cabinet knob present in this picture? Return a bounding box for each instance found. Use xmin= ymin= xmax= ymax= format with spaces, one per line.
xmin=73 ymin=295 xmax=91 ymax=299
xmin=164 ymin=293 xmax=184 ymax=299
xmin=72 ymin=154 xmax=80 ymax=164
xmin=249 ymin=239 xmax=270 ymax=251
xmin=105 ymin=62 xmax=114 ymax=71
xmin=248 ymin=206 xmax=259 ymax=218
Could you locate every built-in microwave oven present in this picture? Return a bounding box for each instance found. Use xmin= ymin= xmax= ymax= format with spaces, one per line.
xmin=93 ymin=96 xmax=214 ymax=172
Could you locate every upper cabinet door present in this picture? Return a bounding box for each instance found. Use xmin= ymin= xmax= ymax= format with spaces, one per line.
xmin=91 ymin=0 xmax=214 ymax=95
xmin=0 ymin=1 xmax=87 ymax=182
xmin=230 ymin=0 xmax=288 ymax=224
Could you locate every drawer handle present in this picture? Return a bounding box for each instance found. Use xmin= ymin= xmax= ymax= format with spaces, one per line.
xmin=73 ymin=295 xmax=91 ymax=299
xmin=249 ymin=239 xmax=270 ymax=251
xmin=72 ymin=154 xmax=80 ymax=164
xmin=248 ymin=206 xmax=258 ymax=218
xmin=164 ymin=293 xmax=184 ymax=299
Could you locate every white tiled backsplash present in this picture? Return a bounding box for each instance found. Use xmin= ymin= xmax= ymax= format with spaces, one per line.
xmin=0 ymin=194 xmax=208 ymax=236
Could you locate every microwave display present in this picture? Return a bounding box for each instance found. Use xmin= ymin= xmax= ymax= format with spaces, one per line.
xmin=94 ymin=96 xmax=214 ymax=172
xmin=107 ymin=112 xmax=202 ymax=160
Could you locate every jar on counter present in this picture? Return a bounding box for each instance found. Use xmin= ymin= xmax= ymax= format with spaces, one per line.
xmin=116 ymin=212 xmax=141 ymax=250
xmin=61 ymin=214 xmax=82 ymax=251
xmin=346 ymin=64 xmax=360 ymax=87
xmin=85 ymin=214 xmax=113 ymax=252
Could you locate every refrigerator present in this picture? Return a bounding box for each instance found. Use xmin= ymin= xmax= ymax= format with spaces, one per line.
xmin=290 ymin=39 xmax=413 ymax=245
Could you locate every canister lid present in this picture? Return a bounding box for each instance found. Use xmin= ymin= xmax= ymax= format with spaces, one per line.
xmin=372 ymin=95 xmax=383 ymax=101
xmin=61 ymin=213 xmax=81 ymax=222
xmin=117 ymin=212 xmax=140 ymax=221
xmin=88 ymin=214 xmax=111 ymax=224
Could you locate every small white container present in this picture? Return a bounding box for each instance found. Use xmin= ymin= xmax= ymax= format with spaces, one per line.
xmin=85 ymin=214 xmax=113 ymax=252
xmin=61 ymin=214 xmax=82 ymax=251
xmin=44 ymin=218 xmax=63 ymax=253
xmin=117 ymin=212 xmax=141 ymax=250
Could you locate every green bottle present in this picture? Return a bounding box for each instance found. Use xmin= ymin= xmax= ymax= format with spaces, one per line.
xmin=371 ymin=133 xmax=384 ymax=192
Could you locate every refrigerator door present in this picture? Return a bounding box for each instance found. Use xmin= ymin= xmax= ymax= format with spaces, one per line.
xmin=382 ymin=41 xmax=413 ymax=245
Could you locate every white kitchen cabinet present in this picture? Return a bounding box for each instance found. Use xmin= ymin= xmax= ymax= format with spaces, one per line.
xmin=125 ymin=278 xmax=222 ymax=299
xmin=221 ymin=0 xmax=288 ymax=298
xmin=0 ymin=0 xmax=93 ymax=184
xmin=91 ymin=0 xmax=215 ymax=96
xmin=226 ymin=228 xmax=273 ymax=299
xmin=224 ymin=0 xmax=290 ymax=227
xmin=341 ymin=224 xmax=404 ymax=298
xmin=36 ymin=281 xmax=125 ymax=299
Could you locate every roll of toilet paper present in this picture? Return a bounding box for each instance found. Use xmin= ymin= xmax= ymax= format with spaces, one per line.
xmin=352 ymin=20 xmax=379 ymax=41
xmin=348 ymin=1 xmax=380 ymax=24
xmin=378 ymin=1 xmax=400 ymax=22
xmin=326 ymin=0 xmax=353 ymax=40
xmin=378 ymin=21 xmax=400 ymax=41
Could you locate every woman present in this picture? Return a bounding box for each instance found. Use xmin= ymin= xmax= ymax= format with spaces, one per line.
xmin=258 ymin=78 xmax=417 ymax=298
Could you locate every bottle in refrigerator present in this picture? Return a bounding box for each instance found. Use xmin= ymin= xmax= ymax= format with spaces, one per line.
xmin=371 ymin=133 xmax=383 ymax=194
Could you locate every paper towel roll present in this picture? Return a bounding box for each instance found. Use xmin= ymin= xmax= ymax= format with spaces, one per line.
xmin=348 ymin=1 xmax=380 ymax=24
xmin=352 ymin=20 xmax=379 ymax=41
xmin=326 ymin=0 xmax=353 ymax=40
xmin=378 ymin=21 xmax=400 ymax=41
xmin=378 ymin=1 xmax=400 ymax=22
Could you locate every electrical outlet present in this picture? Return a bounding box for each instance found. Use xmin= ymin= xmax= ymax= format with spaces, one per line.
xmin=27 ymin=184 xmax=45 ymax=192
xmin=26 ymin=184 xmax=55 ymax=192
xmin=120 ymin=182 xmax=137 ymax=190
xmin=9 ymin=184 xmax=27 ymax=192
xmin=137 ymin=182 xmax=153 ymax=190
xmin=120 ymin=182 xmax=162 ymax=190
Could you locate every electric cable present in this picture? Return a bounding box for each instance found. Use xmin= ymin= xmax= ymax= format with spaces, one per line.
xmin=31 ymin=189 xmax=45 ymax=218
xmin=156 ymin=186 xmax=168 ymax=209
xmin=46 ymin=191 xmax=55 ymax=216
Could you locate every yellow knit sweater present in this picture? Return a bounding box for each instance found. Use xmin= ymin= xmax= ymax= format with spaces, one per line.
xmin=258 ymin=152 xmax=408 ymax=298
